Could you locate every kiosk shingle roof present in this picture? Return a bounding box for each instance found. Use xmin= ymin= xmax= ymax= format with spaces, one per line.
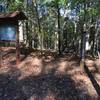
xmin=0 ymin=11 xmax=27 ymax=20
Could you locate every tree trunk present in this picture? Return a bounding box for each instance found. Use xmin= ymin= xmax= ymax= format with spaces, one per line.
xmin=57 ymin=4 xmax=61 ymax=54
xmin=80 ymin=2 xmax=87 ymax=62
xmin=81 ymin=31 xmax=86 ymax=60
xmin=34 ymin=1 xmax=42 ymax=52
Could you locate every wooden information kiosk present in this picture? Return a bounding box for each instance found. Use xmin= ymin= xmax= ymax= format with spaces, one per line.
xmin=0 ymin=11 xmax=27 ymax=67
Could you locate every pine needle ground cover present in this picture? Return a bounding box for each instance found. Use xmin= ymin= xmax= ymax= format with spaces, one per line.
xmin=0 ymin=47 xmax=100 ymax=100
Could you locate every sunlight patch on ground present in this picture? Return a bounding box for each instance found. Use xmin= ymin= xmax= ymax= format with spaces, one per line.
xmin=44 ymin=62 xmax=55 ymax=74
xmin=44 ymin=90 xmax=56 ymax=100
xmin=85 ymin=60 xmax=95 ymax=67
xmin=56 ymin=61 xmax=68 ymax=75
xmin=19 ymin=57 xmax=43 ymax=79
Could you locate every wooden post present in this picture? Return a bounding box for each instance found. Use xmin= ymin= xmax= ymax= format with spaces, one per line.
xmin=16 ymin=22 xmax=20 ymax=66
xmin=0 ymin=47 xmax=2 ymax=67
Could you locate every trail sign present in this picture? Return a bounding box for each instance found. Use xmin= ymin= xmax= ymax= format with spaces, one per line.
xmin=0 ymin=11 xmax=27 ymax=66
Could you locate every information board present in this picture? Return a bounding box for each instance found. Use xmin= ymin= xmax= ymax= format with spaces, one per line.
xmin=0 ymin=25 xmax=16 ymax=41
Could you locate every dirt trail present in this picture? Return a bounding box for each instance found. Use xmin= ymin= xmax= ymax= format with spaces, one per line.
xmin=0 ymin=48 xmax=100 ymax=100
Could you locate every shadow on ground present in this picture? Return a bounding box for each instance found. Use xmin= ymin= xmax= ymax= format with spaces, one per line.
xmin=0 ymin=48 xmax=99 ymax=100
xmin=0 ymin=66 xmax=96 ymax=100
xmin=84 ymin=65 xmax=100 ymax=98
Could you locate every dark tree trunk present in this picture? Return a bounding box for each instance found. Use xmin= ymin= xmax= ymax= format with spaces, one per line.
xmin=63 ymin=29 xmax=68 ymax=52
xmin=89 ymin=26 xmax=96 ymax=56
xmin=57 ymin=4 xmax=61 ymax=54
xmin=81 ymin=31 xmax=86 ymax=60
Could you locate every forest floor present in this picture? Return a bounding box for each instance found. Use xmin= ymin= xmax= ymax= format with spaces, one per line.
xmin=0 ymin=47 xmax=100 ymax=100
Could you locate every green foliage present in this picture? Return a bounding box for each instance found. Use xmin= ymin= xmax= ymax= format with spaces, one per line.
xmin=1 ymin=0 xmax=99 ymax=54
xmin=6 ymin=0 xmax=24 ymax=11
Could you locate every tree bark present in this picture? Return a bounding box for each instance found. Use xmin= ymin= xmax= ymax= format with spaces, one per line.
xmin=57 ymin=4 xmax=61 ymax=54
xmin=34 ymin=0 xmax=43 ymax=52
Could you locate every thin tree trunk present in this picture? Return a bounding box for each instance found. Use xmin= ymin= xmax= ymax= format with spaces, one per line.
xmin=57 ymin=4 xmax=61 ymax=54
xmin=34 ymin=1 xmax=43 ymax=52
xmin=80 ymin=2 xmax=87 ymax=68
